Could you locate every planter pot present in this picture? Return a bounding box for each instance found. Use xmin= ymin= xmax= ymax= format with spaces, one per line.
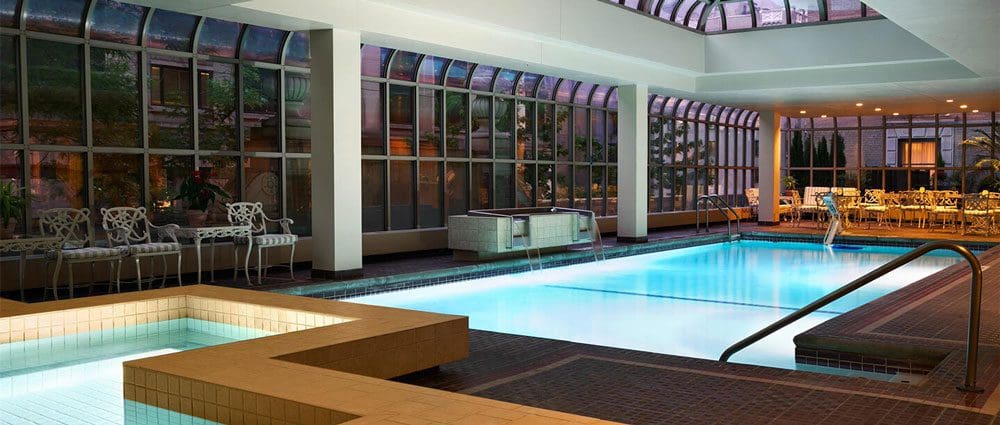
xmin=1 ymin=221 xmax=20 ymax=240
xmin=186 ymin=210 xmax=209 ymax=227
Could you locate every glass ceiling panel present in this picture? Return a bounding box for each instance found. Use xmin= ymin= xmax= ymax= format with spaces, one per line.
xmin=687 ymin=101 xmax=703 ymax=119
xmin=494 ymin=68 xmax=518 ymax=94
xmin=535 ymin=76 xmax=558 ymax=100
xmin=146 ymin=9 xmax=199 ymax=51
xmin=361 ymin=45 xmax=391 ymax=77
xmin=240 ymin=25 xmax=286 ymax=63
xmin=663 ymin=98 xmax=678 ymax=116
xmin=25 ymin=0 xmax=86 ymax=36
xmin=416 ymin=55 xmax=447 ymax=85
xmin=284 ymin=31 xmax=310 ymax=67
xmin=867 ymin=6 xmax=880 ymax=17
xmin=621 ymin=0 xmax=641 ymax=9
xmin=607 ymin=88 xmax=618 ymax=110
xmin=650 ymin=95 xmax=666 ymax=115
xmin=0 ymin=0 xmax=17 ymax=28
xmin=469 ymin=65 xmax=496 ymax=91
xmin=686 ymin=2 xmax=705 ymax=28
xmin=445 ymin=60 xmax=473 ymax=88
xmin=574 ymin=82 xmax=594 ymax=105
xmin=88 ymin=0 xmax=146 ymax=45
xmin=673 ymin=0 xmax=697 ymax=24
xmin=197 ymin=18 xmax=243 ymax=58
xmin=723 ymin=1 xmax=753 ymax=31
xmin=657 ymin=0 xmax=680 ymax=19
xmin=788 ymin=0 xmax=821 ymax=24
xmin=674 ymin=99 xmax=690 ymax=118
xmin=753 ymin=0 xmax=787 ymax=27
xmin=555 ymin=79 xmax=577 ymax=103
xmin=703 ymin=4 xmax=722 ymax=32
xmin=388 ymin=50 xmax=420 ymax=81
xmin=515 ymin=73 xmax=542 ymax=97
xmin=827 ymin=0 xmax=862 ymax=20
xmin=590 ymin=86 xmax=610 ymax=107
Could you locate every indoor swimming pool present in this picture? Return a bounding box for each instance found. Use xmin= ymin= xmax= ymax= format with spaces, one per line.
xmin=351 ymin=240 xmax=965 ymax=370
xmin=0 ymin=318 xmax=271 ymax=424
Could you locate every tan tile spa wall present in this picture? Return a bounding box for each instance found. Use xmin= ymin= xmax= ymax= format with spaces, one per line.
xmin=2 ymin=286 xmax=614 ymax=424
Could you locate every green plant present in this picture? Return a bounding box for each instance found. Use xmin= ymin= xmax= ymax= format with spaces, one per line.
xmin=173 ymin=169 xmax=231 ymax=212
xmin=0 ymin=179 xmax=27 ymax=228
xmin=962 ymin=122 xmax=1000 ymax=192
xmin=782 ymin=175 xmax=798 ymax=191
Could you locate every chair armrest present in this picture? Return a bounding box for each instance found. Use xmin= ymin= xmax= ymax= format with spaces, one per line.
xmin=263 ymin=216 xmax=294 ymax=234
xmin=149 ymin=223 xmax=180 ymax=243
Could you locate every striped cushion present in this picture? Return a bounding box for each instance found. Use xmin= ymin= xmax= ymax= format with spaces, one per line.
xmin=128 ymin=242 xmax=181 ymax=255
xmin=46 ymin=247 xmax=123 ymax=261
xmin=252 ymin=234 xmax=297 ymax=247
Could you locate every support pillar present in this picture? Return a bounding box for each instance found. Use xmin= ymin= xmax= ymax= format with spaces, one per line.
xmin=757 ymin=110 xmax=781 ymax=225
xmin=310 ymin=29 xmax=363 ymax=278
xmin=617 ymin=84 xmax=648 ymax=243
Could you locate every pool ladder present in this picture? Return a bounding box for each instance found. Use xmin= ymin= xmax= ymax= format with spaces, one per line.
xmin=718 ymin=241 xmax=985 ymax=393
xmin=696 ymin=195 xmax=740 ymax=238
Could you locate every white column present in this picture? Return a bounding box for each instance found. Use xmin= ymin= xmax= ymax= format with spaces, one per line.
xmin=310 ymin=29 xmax=363 ymax=278
xmin=616 ymin=84 xmax=648 ymax=242
xmin=757 ymin=110 xmax=781 ymax=224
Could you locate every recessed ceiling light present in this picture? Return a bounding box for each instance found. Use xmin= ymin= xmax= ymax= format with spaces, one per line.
xmin=855 ymin=103 xmax=863 ymax=107
xmin=945 ymin=113 xmax=951 ymax=116
xmin=874 ymin=107 xmax=882 ymax=112
xmin=960 ymin=104 xmax=968 ymax=109
xmin=820 ymin=115 xmax=827 ymax=118
xmin=799 ymin=110 xmax=806 ymax=114
xmin=946 ymin=99 xmax=954 ymax=103
xmin=972 ymin=109 xmax=980 ymax=113
xmin=892 ymin=112 xmax=900 ymax=116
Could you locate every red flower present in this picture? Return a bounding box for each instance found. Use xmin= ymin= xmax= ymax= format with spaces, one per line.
xmin=193 ymin=170 xmax=203 ymax=184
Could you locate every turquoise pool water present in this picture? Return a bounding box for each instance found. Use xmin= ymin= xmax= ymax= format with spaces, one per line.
xmin=351 ymin=240 xmax=964 ymax=369
xmin=0 ymin=318 xmax=272 ymax=424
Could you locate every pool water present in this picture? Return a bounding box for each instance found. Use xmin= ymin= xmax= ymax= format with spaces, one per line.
xmin=0 ymin=318 xmax=272 ymax=424
xmin=351 ymin=240 xmax=963 ymax=370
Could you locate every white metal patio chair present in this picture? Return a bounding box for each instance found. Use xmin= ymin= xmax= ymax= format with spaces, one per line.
xmin=100 ymin=207 xmax=182 ymax=289
xmin=227 ymin=202 xmax=298 ymax=285
xmin=39 ymin=208 xmax=123 ymax=299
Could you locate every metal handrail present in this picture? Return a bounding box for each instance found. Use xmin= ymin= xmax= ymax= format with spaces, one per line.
xmin=718 ymin=241 xmax=984 ymax=392
xmin=696 ymin=195 xmax=740 ymax=236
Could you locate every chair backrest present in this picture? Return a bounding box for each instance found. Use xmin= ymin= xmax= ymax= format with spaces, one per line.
xmin=100 ymin=207 xmax=151 ymax=246
xmin=744 ymin=188 xmax=759 ymax=206
xmin=882 ymin=192 xmax=901 ymax=208
xmin=963 ymin=194 xmax=991 ymax=211
xmin=39 ymin=208 xmax=94 ymax=249
xmin=932 ymin=190 xmax=959 ymax=208
xmin=227 ymin=202 xmax=267 ymax=234
xmin=803 ymin=187 xmax=829 ymax=206
xmin=862 ymin=189 xmax=884 ymax=204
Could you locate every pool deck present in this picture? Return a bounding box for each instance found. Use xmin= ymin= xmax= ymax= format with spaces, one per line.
xmin=392 ymin=243 xmax=1000 ymax=424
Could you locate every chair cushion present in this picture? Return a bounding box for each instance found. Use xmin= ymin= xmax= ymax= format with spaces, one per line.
xmin=46 ymin=247 xmax=123 ymax=261
xmin=128 ymin=242 xmax=181 ymax=255
xmin=252 ymin=234 xmax=298 ymax=247
xmin=864 ymin=206 xmax=887 ymax=212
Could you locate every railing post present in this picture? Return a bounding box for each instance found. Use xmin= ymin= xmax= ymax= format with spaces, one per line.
xmin=959 ymin=255 xmax=984 ymax=392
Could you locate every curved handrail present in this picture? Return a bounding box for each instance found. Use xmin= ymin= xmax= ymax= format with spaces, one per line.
xmin=718 ymin=241 xmax=984 ymax=392
xmin=696 ymin=195 xmax=740 ymax=236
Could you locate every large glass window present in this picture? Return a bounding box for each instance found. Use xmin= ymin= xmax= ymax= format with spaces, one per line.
xmin=25 ymin=0 xmax=86 ymax=37
xmin=91 ymin=48 xmax=140 ymax=147
xmin=88 ymin=0 xmax=145 ymax=45
xmin=0 ymin=36 xmax=18 ymax=143
xmin=361 ymin=81 xmax=384 ymax=155
xmin=418 ymin=161 xmax=443 ymax=227
xmin=198 ymin=61 xmax=238 ymax=151
xmin=285 ymin=72 xmax=311 ymax=153
xmin=148 ymin=55 xmax=192 ymax=149
xmin=285 ymin=158 xmax=311 ymax=235
xmin=243 ymin=67 xmax=279 ymax=152
xmin=362 ymin=160 xmax=386 ymax=232
xmin=390 ymin=160 xmax=415 ymax=229
xmin=93 ymin=153 xmax=142 ymax=212
xmin=244 ymin=157 xmax=282 ymax=218
xmin=389 ymin=85 xmax=415 ymax=156
xmin=27 ymin=40 xmax=82 ymax=146
xmin=148 ymin=154 xmax=193 ymax=224
xmin=29 ymin=151 xmax=86 ymax=219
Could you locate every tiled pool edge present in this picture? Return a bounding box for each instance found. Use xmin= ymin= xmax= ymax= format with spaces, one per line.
xmin=274 ymin=233 xmax=738 ymax=299
xmin=2 ymin=286 xmax=616 ymax=425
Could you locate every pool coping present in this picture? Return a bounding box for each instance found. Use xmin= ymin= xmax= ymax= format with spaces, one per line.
xmin=1 ymin=286 xmax=617 ymax=425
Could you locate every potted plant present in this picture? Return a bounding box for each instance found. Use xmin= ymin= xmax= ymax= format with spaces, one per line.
xmin=174 ymin=169 xmax=231 ymax=227
xmin=781 ymin=175 xmax=798 ymax=196
xmin=0 ymin=179 xmax=27 ymax=239
xmin=962 ymin=122 xmax=1000 ymax=192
